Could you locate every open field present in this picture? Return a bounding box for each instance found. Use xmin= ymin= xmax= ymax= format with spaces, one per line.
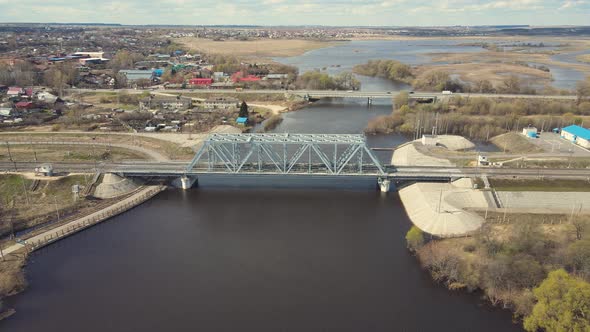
xmin=178 ymin=38 xmax=343 ymax=59
xmin=0 ymin=144 xmax=149 ymax=162
xmin=0 ymin=174 xmax=100 ymax=237
xmin=490 ymin=132 xmax=544 ymax=154
xmin=424 ymin=49 xmax=590 ymax=90
xmin=414 ymin=62 xmax=552 ymax=88
xmin=489 ymin=178 xmax=590 ymax=192
xmin=0 ymin=132 xmax=195 ymax=160
xmin=578 ymin=55 xmax=590 ymax=64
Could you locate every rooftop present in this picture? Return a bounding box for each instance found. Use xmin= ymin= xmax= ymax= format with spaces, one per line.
xmin=562 ymin=125 xmax=590 ymax=140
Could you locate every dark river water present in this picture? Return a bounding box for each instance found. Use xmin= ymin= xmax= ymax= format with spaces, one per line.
xmin=3 ymin=185 xmax=522 ymax=332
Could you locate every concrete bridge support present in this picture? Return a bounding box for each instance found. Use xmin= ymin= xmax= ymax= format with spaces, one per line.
xmin=367 ymin=97 xmax=373 ymax=106
xmin=378 ymin=177 xmax=391 ymax=193
xmin=172 ymin=176 xmax=198 ymax=190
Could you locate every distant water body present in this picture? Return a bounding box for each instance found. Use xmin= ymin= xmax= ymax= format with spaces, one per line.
xmin=275 ymin=39 xmax=589 ymax=90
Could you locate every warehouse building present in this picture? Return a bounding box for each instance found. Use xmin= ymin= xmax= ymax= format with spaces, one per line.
xmin=561 ymin=125 xmax=590 ymax=149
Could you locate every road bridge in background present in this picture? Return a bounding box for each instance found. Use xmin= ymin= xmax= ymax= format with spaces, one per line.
xmin=68 ymin=88 xmax=580 ymax=102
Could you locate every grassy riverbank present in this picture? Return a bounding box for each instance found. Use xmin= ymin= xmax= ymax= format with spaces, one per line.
xmin=409 ymin=213 xmax=590 ymax=330
xmin=0 ymin=174 xmax=100 ymax=238
xmin=0 ymin=253 xmax=27 ymax=319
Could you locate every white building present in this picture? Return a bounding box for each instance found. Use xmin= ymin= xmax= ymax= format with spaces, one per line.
xmin=522 ymin=126 xmax=538 ymax=138
xmin=561 ymin=125 xmax=590 ymax=149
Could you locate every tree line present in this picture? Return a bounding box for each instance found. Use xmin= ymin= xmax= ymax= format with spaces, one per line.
xmin=365 ymin=92 xmax=590 ymax=140
xmin=352 ymin=59 xmax=414 ymax=84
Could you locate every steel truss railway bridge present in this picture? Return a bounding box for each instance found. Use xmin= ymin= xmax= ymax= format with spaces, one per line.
xmin=4 ymin=133 xmax=589 ymax=192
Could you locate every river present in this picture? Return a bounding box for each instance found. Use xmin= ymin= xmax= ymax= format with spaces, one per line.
xmin=2 ymin=186 xmax=522 ymax=332
xmin=1 ymin=43 xmax=524 ymax=332
xmin=275 ymin=39 xmax=589 ymax=90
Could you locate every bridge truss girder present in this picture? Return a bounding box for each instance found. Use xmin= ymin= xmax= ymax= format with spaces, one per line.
xmin=185 ymin=133 xmax=385 ymax=175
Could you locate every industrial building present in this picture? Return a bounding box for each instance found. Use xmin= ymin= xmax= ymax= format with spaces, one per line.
xmin=561 ymin=125 xmax=590 ymax=149
xmin=119 ymin=70 xmax=155 ymax=82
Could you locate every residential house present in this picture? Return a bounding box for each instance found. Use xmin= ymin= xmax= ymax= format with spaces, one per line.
xmin=7 ymin=86 xmax=23 ymax=97
xmin=15 ymin=101 xmax=33 ymax=110
xmin=36 ymin=91 xmax=58 ymax=103
xmin=0 ymin=108 xmax=13 ymax=117
xmin=188 ymin=78 xmax=213 ymax=86
xmin=265 ymin=74 xmax=289 ymax=80
xmin=231 ymin=72 xmax=261 ymax=83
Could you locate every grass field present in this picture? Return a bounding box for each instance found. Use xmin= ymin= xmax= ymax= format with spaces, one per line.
xmin=490 ymin=132 xmax=544 ymax=153
xmin=0 ymin=144 xmax=149 ymax=162
xmin=178 ymin=38 xmax=342 ymax=59
xmin=0 ymin=174 xmax=98 ymax=236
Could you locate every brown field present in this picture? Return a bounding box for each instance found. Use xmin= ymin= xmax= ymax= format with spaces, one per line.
xmin=414 ymin=62 xmax=553 ymax=88
xmin=0 ymin=132 xmax=195 ymax=160
xmin=0 ymin=144 xmax=149 ymax=162
xmin=178 ymin=38 xmax=342 ymax=59
xmin=490 ymin=132 xmax=544 ymax=153
xmin=578 ymin=54 xmax=590 ymax=64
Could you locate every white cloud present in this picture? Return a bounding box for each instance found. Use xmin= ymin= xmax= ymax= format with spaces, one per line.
xmin=559 ymin=0 xmax=586 ymax=9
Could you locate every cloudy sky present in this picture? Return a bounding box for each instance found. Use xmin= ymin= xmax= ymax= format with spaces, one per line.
xmin=0 ymin=0 xmax=588 ymax=26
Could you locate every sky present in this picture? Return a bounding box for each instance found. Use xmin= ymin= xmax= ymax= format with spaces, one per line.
xmin=0 ymin=0 xmax=589 ymax=26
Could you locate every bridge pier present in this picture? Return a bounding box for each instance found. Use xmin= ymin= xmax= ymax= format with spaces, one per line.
xmin=378 ymin=177 xmax=391 ymax=193
xmin=172 ymin=176 xmax=198 ymax=190
xmin=367 ymin=97 xmax=373 ymax=106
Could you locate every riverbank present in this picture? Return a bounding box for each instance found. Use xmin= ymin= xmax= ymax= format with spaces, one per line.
xmin=0 ymin=184 xmax=166 ymax=320
xmin=411 ymin=210 xmax=590 ymax=330
xmin=403 ymin=175 xmax=590 ymax=330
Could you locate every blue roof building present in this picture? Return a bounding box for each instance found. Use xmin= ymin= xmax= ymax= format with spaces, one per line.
xmin=236 ymin=117 xmax=248 ymax=125
xmin=561 ymin=125 xmax=590 ymax=148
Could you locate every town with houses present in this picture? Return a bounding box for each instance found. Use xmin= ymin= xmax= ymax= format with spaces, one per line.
xmin=0 ymin=25 xmax=310 ymax=133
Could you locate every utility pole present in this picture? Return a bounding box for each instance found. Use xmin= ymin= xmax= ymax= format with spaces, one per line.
xmin=29 ymin=137 xmax=38 ymax=162
xmin=6 ymin=141 xmax=17 ymax=171
xmin=437 ymin=184 xmax=443 ymax=213
xmin=434 ymin=112 xmax=439 ymax=136
xmin=21 ymin=176 xmax=30 ymax=205
xmin=53 ymin=195 xmax=60 ymax=223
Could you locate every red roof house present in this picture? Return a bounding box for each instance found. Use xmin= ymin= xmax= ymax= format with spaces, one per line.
xmin=7 ymin=86 xmax=23 ymax=96
xmin=231 ymin=72 xmax=261 ymax=83
xmin=15 ymin=101 xmax=33 ymax=109
xmin=188 ymin=78 xmax=213 ymax=86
